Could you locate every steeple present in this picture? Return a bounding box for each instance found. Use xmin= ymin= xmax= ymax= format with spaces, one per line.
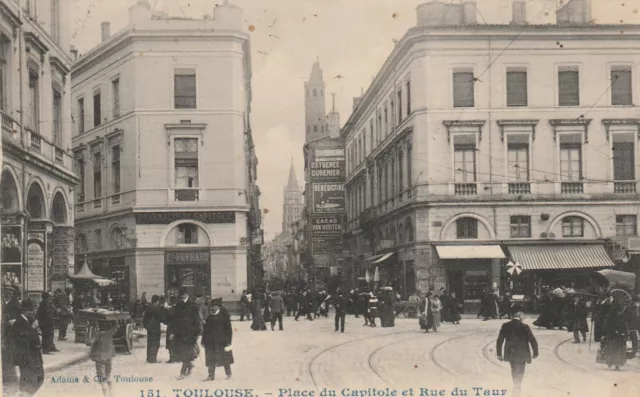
xmin=285 ymin=159 xmax=299 ymax=191
xmin=305 ymin=58 xmax=327 ymax=143
xmin=310 ymin=57 xmax=323 ymax=82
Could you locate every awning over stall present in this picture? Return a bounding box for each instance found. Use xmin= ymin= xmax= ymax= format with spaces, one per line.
xmin=372 ymin=252 xmax=394 ymax=264
xmin=507 ymin=244 xmax=615 ymax=270
xmin=435 ymin=245 xmax=506 ymax=259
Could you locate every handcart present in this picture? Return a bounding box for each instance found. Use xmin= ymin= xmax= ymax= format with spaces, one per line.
xmin=76 ymin=309 xmax=134 ymax=354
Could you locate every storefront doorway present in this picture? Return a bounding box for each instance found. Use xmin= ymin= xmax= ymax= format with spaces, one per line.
xmin=165 ymin=250 xmax=211 ymax=297
xmin=445 ymin=259 xmax=492 ymax=313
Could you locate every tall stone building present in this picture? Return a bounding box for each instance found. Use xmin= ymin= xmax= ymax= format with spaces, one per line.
xmin=70 ymin=0 xmax=259 ymax=305
xmin=1 ymin=0 xmax=78 ymax=301
xmin=282 ymin=160 xmax=303 ymax=235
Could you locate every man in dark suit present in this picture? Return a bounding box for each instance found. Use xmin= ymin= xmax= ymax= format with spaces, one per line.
xmin=143 ymin=294 xmax=163 ymax=363
xmin=569 ymin=295 xmax=589 ymax=343
xmin=10 ymin=299 xmax=45 ymax=397
xmin=170 ymin=288 xmax=202 ymax=379
xmin=269 ymin=292 xmax=285 ymax=331
xmin=334 ymin=289 xmax=348 ymax=333
xmin=36 ymin=292 xmax=58 ymax=354
xmin=496 ymin=305 xmax=539 ymax=397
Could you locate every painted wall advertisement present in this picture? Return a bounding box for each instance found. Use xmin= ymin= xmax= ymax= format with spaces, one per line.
xmin=51 ymin=227 xmax=75 ymax=291
xmin=312 ymin=183 xmax=345 ymax=214
xmin=26 ymin=233 xmax=45 ymax=292
xmin=1 ymin=225 xmax=22 ymax=264
xmin=310 ymin=160 xmax=345 ymax=182
xmin=311 ymin=216 xmax=343 ymax=267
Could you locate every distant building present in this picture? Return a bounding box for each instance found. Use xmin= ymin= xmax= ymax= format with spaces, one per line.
xmin=282 ymin=160 xmax=303 ymax=235
xmin=1 ymin=0 xmax=78 ymax=299
xmin=342 ymin=0 xmax=640 ymax=306
xmin=69 ymin=0 xmax=259 ymax=304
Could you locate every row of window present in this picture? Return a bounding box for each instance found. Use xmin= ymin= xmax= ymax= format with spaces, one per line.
xmin=75 ymin=137 xmax=200 ymax=204
xmin=454 ymin=215 xmax=638 ymax=239
xmin=76 ymin=69 xmax=197 ymax=134
xmin=453 ymin=66 xmax=634 ymax=108
xmin=347 ymin=77 xmax=412 ymax=174
xmin=23 ymin=0 xmax=61 ymax=44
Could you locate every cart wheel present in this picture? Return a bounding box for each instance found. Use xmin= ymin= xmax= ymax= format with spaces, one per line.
xmin=125 ymin=323 xmax=134 ymax=354
xmin=611 ymin=289 xmax=632 ymax=305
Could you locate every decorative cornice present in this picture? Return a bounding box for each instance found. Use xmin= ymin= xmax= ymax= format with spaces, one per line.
xmin=442 ymin=120 xmax=486 ymax=143
xmin=549 ymin=118 xmax=592 ymax=142
xmin=88 ymin=136 xmax=104 ymax=148
xmin=602 ymin=118 xmax=640 ymax=141
xmin=49 ymin=56 xmax=70 ymax=75
xmin=106 ymin=128 xmax=124 ymax=141
xmin=23 ymin=31 xmax=49 ymax=56
xmin=164 ymin=123 xmax=207 ymax=130
xmin=72 ymin=143 xmax=87 ymax=154
xmin=496 ymin=119 xmax=539 ymax=142
xmin=0 ymin=2 xmax=22 ymax=28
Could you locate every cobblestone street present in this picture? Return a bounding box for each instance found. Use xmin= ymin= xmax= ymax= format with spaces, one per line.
xmin=38 ymin=316 xmax=640 ymax=397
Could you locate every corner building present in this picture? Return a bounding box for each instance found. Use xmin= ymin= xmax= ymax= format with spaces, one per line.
xmin=70 ymin=1 xmax=257 ymax=305
xmin=343 ymin=0 xmax=640 ymax=311
xmin=1 ymin=0 xmax=78 ymax=300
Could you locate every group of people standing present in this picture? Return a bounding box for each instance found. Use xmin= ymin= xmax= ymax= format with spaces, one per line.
xmin=593 ymin=294 xmax=640 ymax=371
xmin=419 ymin=290 xmax=461 ymax=332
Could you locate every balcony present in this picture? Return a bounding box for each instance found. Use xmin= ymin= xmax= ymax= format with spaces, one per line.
xmin=508 ymin=182 xmax=531 ymax=195
xmin=29 ymin=130 xmax=42 ymax=152
xmin=614 ymin=181 xmax=636 ymax=194
xmin=561 ymin=182 xmax=584 ymax=194
xmin=454 ymin=183 xmax=477 ymax=195
xmin=175 ymin=188 xmax=199 ymax=201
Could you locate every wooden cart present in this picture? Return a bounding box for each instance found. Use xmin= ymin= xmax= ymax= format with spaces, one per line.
xmin=75 ymin=310 xmax=134 ymax=354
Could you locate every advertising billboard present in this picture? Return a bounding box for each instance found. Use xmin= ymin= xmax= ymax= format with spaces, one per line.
xmin=312 ymin=183 xmax=345 ymax=214
xmin=310 ymin=159 xmax=345 ymax=182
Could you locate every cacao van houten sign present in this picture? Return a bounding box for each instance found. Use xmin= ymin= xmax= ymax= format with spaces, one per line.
xmin=135 ymin=211 xmax=235 ymax=225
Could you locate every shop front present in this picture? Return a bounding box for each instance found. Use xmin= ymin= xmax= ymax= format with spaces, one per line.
xmin=165 ymin=249 xmax=211 ymax=297
xmin=436 ymin=245 xmax=505 ymax=314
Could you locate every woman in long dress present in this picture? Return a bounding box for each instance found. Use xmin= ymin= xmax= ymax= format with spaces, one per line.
xmin=600 ymin=302 xmax=628 ymax=370
xmin=250 ymin=289 xmax=267 ymax=331
xmin=380 ymin=289 xmax=395 ymax=327
xmin=431 ymin=295 xmax=442 ymax=332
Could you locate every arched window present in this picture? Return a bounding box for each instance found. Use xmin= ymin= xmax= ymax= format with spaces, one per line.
xmin=313 ymin=125 xmax=318 ymax=133
xmin=51 ymin=192 xmax=67 ymax=224
xmin=177 ymin=223 xmax=199 ymax=244
xmin=390 ymin=225 xmax=396 ymax=244
xmin=405 ymin=219 xmax=414 ymax=242
xmin=456 ymin=217 xmax=478 ymax=239
xmin=313 ymin=89 xmax=317 ymax=97
xmin=1 ymin=170 xmax=20 ymax=213
xmin=26 ymin=183 xmax=45 ymax=219
xmin=398 ymin=223 xmax=405 ymax=244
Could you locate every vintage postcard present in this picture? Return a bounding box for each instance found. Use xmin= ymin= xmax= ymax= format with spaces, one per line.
xmin=1 ymin=0 xmax=640 ymax=397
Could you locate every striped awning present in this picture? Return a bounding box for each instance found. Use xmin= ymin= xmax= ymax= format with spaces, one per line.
xmin=507 ymin=244 xmax=615 ymax=271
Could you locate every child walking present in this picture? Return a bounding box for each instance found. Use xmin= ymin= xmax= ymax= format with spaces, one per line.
xmin=88 ymin=320 xmax=118 ymax=397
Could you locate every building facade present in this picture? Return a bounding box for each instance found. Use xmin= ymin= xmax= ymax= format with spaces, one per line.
xmin=70 ymin=0 xmax=258 ymax=304
xmin=1 ymin=0 xmax=78 ymax=302
xmin=343 ymin=0 xmax=640 ymax=309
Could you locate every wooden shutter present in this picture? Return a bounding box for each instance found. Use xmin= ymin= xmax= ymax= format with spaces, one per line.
xmin=613 ymin=141 xmax=635 ymax=181
xmin=453 ymin=71 xmax=474 ymax=107
xmin=611 ymin=69 xmax=633 ymax=106
xmin=506 ymin=71 xmax=527 ymax=106
xmin=558 ymin=70 xmax=580 ymax=106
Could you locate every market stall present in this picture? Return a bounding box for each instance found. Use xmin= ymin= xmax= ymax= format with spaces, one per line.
xmin=80 ymin=308 xmax=134 ymax=354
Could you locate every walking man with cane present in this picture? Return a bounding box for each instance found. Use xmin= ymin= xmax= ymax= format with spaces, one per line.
xmin=496 ymin=305 xmax=538 ymax=397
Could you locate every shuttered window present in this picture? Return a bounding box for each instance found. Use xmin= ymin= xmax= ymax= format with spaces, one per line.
xmin=174 ymin=138 xmax=199 ymax=188
xmin=612 ymin=135 xmax=635 ymax=181
xmin=453 ymin=71 xmax=475 ymax=107
xmin=174 ymin=69 xmax=197 ymax=109
xmin=454 ymin=143 xmax=476 ymax=182
xmin=611 ymin=68 xmax=633 ymax=106
xmin=560 ymin=143 xmax=582 ymax=181
xmin=558 ymin=69 xmax=580 ymax=106
xmin=506 ymin=70 xmax=528 ymax=107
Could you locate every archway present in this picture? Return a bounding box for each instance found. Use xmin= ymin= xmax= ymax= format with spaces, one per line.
xmin=1 ymin=169 xmax=21 ymax=213
xmin=26 ymin=182 xmax=46 ymax=219
xmin=51 ymin=191 xmax=67 ymax=225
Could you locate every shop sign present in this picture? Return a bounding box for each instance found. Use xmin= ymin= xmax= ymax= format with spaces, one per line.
xmin=310 ymin=160 xmax=345 ymax=182
xmin=26 ymin=241 xmax=45 ymax=291
xmin=312 ymin=184 xmax=345 ymax=214
xmin=315 ymin=148 xmax=344 ymax=158
xmin=251 ymin=229 xmax=264 ymax=245
xmin=1 ymin=225 xmax=22 ymax=264
xmin=165 ymin=250 xmax=210 ymax=266
xmin=135 ymin=211 xmax=235 ymax=225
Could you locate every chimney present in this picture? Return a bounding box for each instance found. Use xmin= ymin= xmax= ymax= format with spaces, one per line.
xmin=70 ymin=45 xmax=78 ymax=60
xmin=557 ymin=0 xmax=591 ymax=25
xmin=511 ymin=0 xmax=526 ymax=25
xmin=101 ymin=22 xmax=110 ymax=42
xmin=462 ymin=1 xmax=477 ymax=24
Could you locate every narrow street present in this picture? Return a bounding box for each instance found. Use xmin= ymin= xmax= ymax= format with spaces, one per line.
xmin=40 ymin=316 xmax=640 ymax=397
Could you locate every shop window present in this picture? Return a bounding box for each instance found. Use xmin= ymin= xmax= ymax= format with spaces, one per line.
xmin=510 ymin=216 xmax=531 ymax=238
xmin=562 ymin=216 xmax=584 ymax=237
xmin=177 ymin=223 xmax=199 ymax=244
xmin=616 ymin=215 xmax=637 ymax=237
xmin=456 ymin=217 xmax=478 ymax=239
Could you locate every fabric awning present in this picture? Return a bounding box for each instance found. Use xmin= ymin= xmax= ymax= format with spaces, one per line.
xmin=372 ymin=252 xmax=394 ymax=264
xmin=364 ymin=254 xmax=384 ymax=262
xmin=436 ymin=245 xmax=506 ymax=259
xmin=507 ymin=244 xmax=615 ymax=270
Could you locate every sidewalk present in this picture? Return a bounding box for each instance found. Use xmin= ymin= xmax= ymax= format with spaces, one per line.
xmin=43 ymin=328 xmax=146 ymax=372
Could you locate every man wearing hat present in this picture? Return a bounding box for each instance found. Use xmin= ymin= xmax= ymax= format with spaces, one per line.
xmin=170 ymin=288 xmax=202 ymax=379
xmin=9 ymin=299 xmax=45 ymax=396
xmin=36 ymin=292 xmax=58 ymax=354
xmin=496 ymin=305 xmax=538 ymax=397
xmin=2 ymin=286 xmax=20 ymax=396
xmin=626 ymin=296 xmax=640 ymax=357
xmin=143 ymin=295 xmax=163 ymax=363
xmin=202 ymin=298 xmax=234 ymax=380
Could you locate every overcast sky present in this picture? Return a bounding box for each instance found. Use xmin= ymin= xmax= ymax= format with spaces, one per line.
xmin=71 ymin=0 xmax=639 ymax=239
